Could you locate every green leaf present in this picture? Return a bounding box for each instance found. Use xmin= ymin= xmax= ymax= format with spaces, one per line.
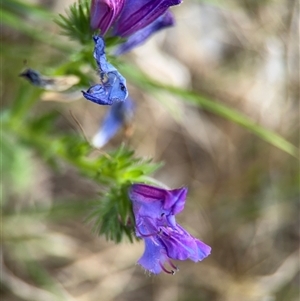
xmin=55 ymin=0 xmax=94 ymax=45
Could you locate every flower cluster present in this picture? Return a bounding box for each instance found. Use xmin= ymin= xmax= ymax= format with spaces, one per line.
xmin=86 ymin=0 xmax=182 ymax=144
xmin=18 ymin=1 xmax=211 ymax=274
xmin=128 ymin=184 xmax=211 ymax=274
xmin=86 ymin=0 xmax=183 ymax=145
xmin=87 ymin=2 xmax=212 ymax=274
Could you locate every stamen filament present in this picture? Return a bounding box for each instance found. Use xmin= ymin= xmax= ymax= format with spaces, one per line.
xmin=167 ymin=259 xmax=179 ymax=271
xmin=159 ymin=262 xmax=174 ymax=275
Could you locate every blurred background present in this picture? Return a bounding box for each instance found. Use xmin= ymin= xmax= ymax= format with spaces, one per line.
xmin=1 ymin=0 xmax=299 ymax=301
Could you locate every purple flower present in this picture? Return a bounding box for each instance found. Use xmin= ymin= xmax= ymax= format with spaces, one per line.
xmin=90 ymin=0 xmax=181 ymax=54
xmin=128 ymin=184 xmax=211 ymax=274
xmin=114 ymin=11 xmax=174 ymax=55
xmin=92 ymin=97 xmax=134 ymax=148
xmin=90 ymin=0 xmax=125 ymax=35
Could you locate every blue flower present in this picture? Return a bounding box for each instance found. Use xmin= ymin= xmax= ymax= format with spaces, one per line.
xmin=82 ymin=35 xmax=128 ymax=105
xmin=128 ymin=184 xmax=211 ymax=274
xmin=92 ymin=97 xmax=134 ymax=148
xmin=90 ymin=0 xmax=180 ymax=54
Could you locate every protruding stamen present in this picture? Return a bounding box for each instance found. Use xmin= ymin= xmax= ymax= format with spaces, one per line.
xmin=159 ymin=262 xmax=174 ymax=275
xmin=167 ymin=259 xmax=179 ymax=271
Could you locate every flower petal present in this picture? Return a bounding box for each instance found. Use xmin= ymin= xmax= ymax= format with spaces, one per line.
xmin=83 ymin=36 xmax=128 ymax=105
xmin=92 ymin=98 xmax=134 ymax=148
xmin=82 ymin=72 xmax=128 ymax=105
xmin=161 ymin=225 xmax=211 ymax=261
xmin=129 ymin=184 xmax=187 ymax=220
xmin=114 ymin=10 xmax=175 ymax=55
xmin=82 ymin=84 xmax=113 ymax=105
xmin=137 ymin=237 xmax=168 ymax=274
xmin=196 ymin=239 xmax=212 ymax=261
xmin=90 ymin=0 xmax=125 ymax=34
xmin=114 ymin=0 xmax=182 ymax=37
xmin=128 ymin=183 xmax=212 ymax=274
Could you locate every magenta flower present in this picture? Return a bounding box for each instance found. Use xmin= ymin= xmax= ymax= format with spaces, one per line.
xmin=128 ymin=184 xmax=211 ymax=274
xmin=90 ymin=0 xmax=181 ymax=53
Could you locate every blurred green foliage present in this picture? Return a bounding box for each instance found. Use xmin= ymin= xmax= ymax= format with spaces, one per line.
xmin=1 ymin=1 xmax=299 ymax=300
xmin=1 ymin=0 xmax=298 ymax=246
xmin=2 ymin=0 xmax=298 ymax=245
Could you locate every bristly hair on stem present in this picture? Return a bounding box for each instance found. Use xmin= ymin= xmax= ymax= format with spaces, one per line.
xmin=84 ymin=146 xmax=163 ymax=243
xmin=55 ymin=0 xmax=94 ymax=44
xmin=87 ymin=184 xmax=137 ymax=243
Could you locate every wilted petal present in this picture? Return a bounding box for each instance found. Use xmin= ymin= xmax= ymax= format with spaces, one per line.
xmin=92 ymin=97 xmax=134 ymax=148
xmin=90 ymin=0 xmax=125 ymax=34
xmin=82 ymin=84 xmax=113 ymax=105
xmin=19 ymin=68 xmax=80 ymax=91
xmin=82 ymin=72 xmax=128 ymax=105
xmin=19 ymin=68 xmax=47 ymax=87
xmin=114 ymin=10 xmax=175 ymax=55
xmin=82 ymin=35 xmax=128 ymax=105
xmin=114 ymin=0 xmax=182 ymax=37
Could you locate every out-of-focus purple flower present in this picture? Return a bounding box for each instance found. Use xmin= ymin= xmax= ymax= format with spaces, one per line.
xmin=90 ymin=0 xmax=181 ymax=54
xmin=90 ymin=0 xmax=125 ymax=35
xmin=128 ymin=184 xmax=211 ymax=274
xmin=114 ymin=11 xmax=174 ymax=55
xmin=112 ymin=0 xmax=181 ymax=37
xmin=92 ymin=97 xmax=134 ymax=148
